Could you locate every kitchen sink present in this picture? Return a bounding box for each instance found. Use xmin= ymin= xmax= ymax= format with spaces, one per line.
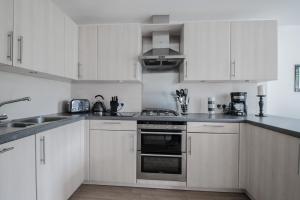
xmin=15 ymin=116 xmax=67 ymax=124
xmin=0 ymin=122 xmax=36 ymax=128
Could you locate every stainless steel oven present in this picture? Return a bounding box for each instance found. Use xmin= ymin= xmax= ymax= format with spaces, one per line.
xmin=137 ymin=121 xmax=187 ymax=182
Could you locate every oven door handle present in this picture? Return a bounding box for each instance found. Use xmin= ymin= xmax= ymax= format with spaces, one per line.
xmin=140 ymin=131 xmax=185 ymax=135
xmin=140 ymin=153 xmax=183 ymax=158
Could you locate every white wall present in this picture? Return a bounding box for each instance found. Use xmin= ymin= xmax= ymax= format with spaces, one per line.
xmin=71 ymin=82 xmax=142 ymax=112
xmin=267 ymin=26 xmax=300 ymax=119
xmin=0 ymin=71 xmax=71 ymax=120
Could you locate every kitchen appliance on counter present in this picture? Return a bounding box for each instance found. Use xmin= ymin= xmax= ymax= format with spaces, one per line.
xmin=92 ymin=95 xmax=107 ymax=114
xmin=228 ymin=92 xmax=247 ymax=116
xmin=217 ymin=92 xmax=247 ymax=116
xmin=137 ymin=120 xmax=187 ymax=182
xmin=68 ymin=99 xmax=90 ymax=113
xmin=141 ymin=108 xmax=179 ymax=117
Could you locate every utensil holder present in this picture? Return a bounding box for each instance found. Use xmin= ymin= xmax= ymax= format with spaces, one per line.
xmin=110 ymin=101 xmax=119 ymax=116
xmin=181 ymin=104 xmax=188 ymax=115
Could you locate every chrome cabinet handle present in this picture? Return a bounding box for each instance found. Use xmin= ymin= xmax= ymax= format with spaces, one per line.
xmin=140 ymin=154 xmax=183 ymax=158
xmin=134 ymin=62 xmax=138 ymax=79
xmin=231 ymin=60 xmax=236 ymax=77
xmin=17 ymin=36 xmax=23 ymax=63
xmin=185 ymin=60 xmax=188 ymax=78
xmin=7 ymin=31 xmax=13 ymax=61
xmin=203 ymin=124 xmax=225 ymax=128
xmin=103 ymin=121 xmax=121 ymax=124
xmin=130 ymin=134 xmax=135 ymax=153
xmin=188 ymin=136 xmax=192 ymax=155
xmin=140 ymin=131 xmax=185 ymax=135
xmin=298 ymin=144 xmax=300 ymax=176
xmin=40 ymin=136 xmax=46 ymax=165
xmin=0 ymin=147 xmax=14 ymax=154
xmin=78 ymin=63 xmax=81 ymax=79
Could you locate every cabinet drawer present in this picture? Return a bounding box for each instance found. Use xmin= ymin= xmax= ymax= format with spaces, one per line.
xmin=90 ymin=120 xmax=137 ymax=131
xmin=188 ymin=122 xmax=239 ymax=134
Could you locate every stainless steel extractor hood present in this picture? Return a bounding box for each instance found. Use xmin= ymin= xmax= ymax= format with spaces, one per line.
xmin=140 ymin=15 xmax=185 ymax=71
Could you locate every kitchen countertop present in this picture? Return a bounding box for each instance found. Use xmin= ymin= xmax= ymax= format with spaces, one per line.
xmin=246 ymin=115 xmax=300 ymax=139
xmin=0 ymin=112 xmax=299 ymax=145
xmin=0 ymin=113 xmax=84 ymax=145
xmin=88 ymin=112 xmax=246 ymax=122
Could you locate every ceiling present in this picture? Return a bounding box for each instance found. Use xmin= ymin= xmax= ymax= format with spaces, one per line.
xmin=53 ymin=0 xmax=300 ymax=25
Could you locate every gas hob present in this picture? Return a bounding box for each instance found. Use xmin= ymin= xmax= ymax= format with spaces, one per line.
xmin=141 ymin=108 xmax=179 ymax=117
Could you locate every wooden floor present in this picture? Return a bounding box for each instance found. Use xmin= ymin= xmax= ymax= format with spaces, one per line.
xmin=69 ymin=185 xmax=250 ymax=200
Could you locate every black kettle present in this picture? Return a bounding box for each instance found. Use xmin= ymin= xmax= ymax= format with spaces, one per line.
xmin=92 ymin=95 xmax=107 ymax=114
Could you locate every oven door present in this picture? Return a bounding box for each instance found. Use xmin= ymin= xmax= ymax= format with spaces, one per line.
xmin=137 ymin=152 xmax=186 ymax=182
xmin=138 ymin=130 xmax=186 ymax=154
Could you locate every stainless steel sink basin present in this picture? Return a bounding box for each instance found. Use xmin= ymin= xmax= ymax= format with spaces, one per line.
xmin=0 ymin=122 xmax=35 ymax=128
xmin=16 ymin=116 xmax=67 ymax=124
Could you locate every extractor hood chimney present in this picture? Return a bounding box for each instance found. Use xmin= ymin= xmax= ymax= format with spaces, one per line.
xmin=140 ymin=15 xmax=185 ymax=71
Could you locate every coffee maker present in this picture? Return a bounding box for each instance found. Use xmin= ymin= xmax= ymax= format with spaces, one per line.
xmin=228 ymin=92 xmax=247 ymax=116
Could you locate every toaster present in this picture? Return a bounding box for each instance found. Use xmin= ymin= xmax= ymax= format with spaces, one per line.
xmin=68 ymin=99 xmax=90 ymax=113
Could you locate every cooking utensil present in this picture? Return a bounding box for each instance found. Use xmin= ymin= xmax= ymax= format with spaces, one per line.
xmin=180 ymin=89 xmax=184 ymax=97
xmin=176 ymin=90 xmax=181 ymax=97
xmin=184 ymin=89 xmax=188 ymax=97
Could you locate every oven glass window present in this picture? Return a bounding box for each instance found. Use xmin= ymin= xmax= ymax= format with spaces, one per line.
xmin=141 ymin=156 xmax=182 ymax=174
xmin=141 ymin=133 xmax=182 ymax=154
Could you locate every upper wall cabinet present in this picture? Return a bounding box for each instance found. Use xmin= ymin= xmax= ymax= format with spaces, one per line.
xmin=0 ymin=0 xmax=13 ymax=66
xmin=231 ymin=20 xmax=278 ymax=81
xmin=0 ymin=0 xmax=78 ymax=80
xmin=47 ymin=2 xmax=65 ymax=76
xmin=181 ymin=21 xmax=231 ymax=81
xmin=65 ymin=16 xmax=79 ymax=80
xmin=98 ymin=24 xmax=142 ymax=81
xmin=13 ymin=0 xmax=35 ymax=70
xmin=78 ymin=25 xmax=98 ymax=80
xmin=13 ymin=0 xmax=50 ymax=72
xmin=32 ymin=0 xmax=51 ymax=73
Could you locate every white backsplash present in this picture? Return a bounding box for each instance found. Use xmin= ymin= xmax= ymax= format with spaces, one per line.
xmin=0 ymin=71 xmax=71 ymax=120
xmin=142 ymin=72 xmax=258 ymax=114
xmin=71 ymin=81 xmax=143 ymax=112
xmin=72 ymin=78 xmax=258 ymax=114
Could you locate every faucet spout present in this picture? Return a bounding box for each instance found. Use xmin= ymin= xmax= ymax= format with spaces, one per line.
xmin=0 ymin=97 xmax=31 ymax=108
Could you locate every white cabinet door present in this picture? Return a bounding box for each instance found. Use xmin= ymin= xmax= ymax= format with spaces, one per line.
xmin=90 ymin=130 xmax=137 ymax=184
xmin=65 ymin=16 xmax=79 ymax=79
xmin=13 ymin=0 xmax=35 ymax=69
xmin=0 ymin=136 xmax=36 ymax=200
xmin=32 ymin=0 xmax=50 ymax=73
xmin=98 ymin=24 xmax=141 ymax=81
xmin=37 ymin=121 xmax=85 ymax=200
xmin=231 ymin=20 xmax=278 ymax=81
xmin=36 ymin=126 xmax=67 ymax=200
xmin=182 ymin=22 xmax=231 ymax=81
xmin=64 ymin=121 xmax=85 ymax=199
xmin=242 ymin=125 xmax=300 ymax=200
xmin=187 ymin=132 xmax=239 ymax=189
xmin=13 ymin=0 xmax=51 ymax=73
xmin=47 ymin=2 xmax=65 ymax=76
xmin=78 ymin=25 xmax=98 ymax=80
xmin=0 ymin=0 xmax=13 ymax=66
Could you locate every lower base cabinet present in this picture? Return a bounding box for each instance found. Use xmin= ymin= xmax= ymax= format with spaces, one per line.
xmin=187 ymin=132 xmax=239 ymax=189
xmin=0 ymin=135 xmax=36 ymax=200
xmin=240 ymin=124 xmax=300 ymax=200
xmin=90 ymin=130 xmax=137 ymax=184
xmin=36 ymin=121 xmax=85 ymax=200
